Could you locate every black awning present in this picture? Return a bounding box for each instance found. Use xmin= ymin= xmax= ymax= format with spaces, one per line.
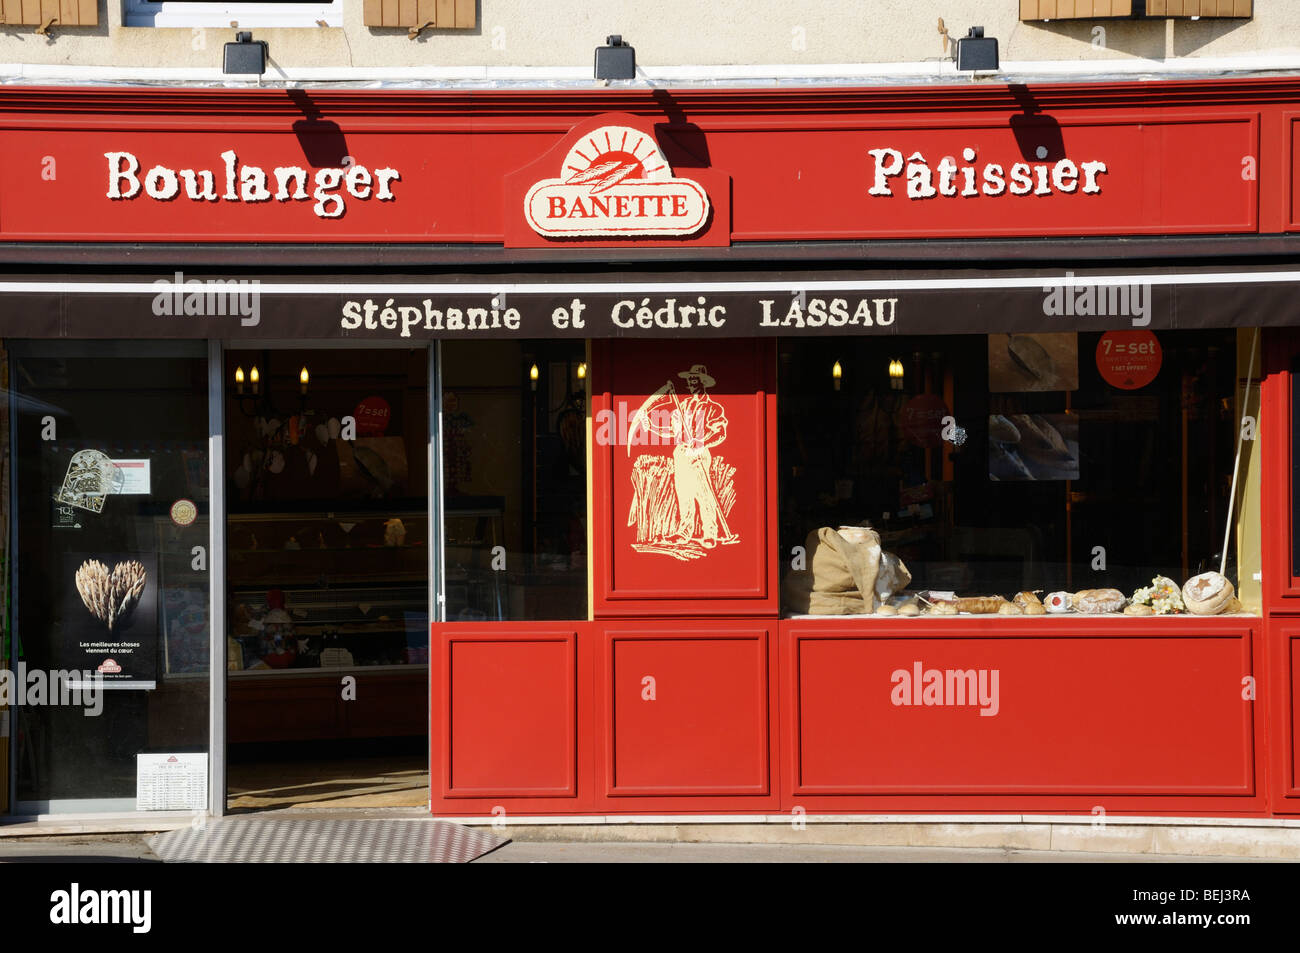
xmin=0 ymin=263 xmax=1297 ymax=340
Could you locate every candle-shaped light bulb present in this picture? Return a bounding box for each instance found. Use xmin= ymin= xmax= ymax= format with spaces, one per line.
xmin=832 ymin=360 xmax=842 ymax=391
xmin=577 ymin=362 xmax=587 ymax=380
xmin=300 ymin=366 xmax=309 ymax=395
xmin=250 ymin=365 xmax=260 ymax=395
xmin=529 ymin=364 xmax=539 ymax=391
xmin=235 ymin=366 xmax=245 ymax=395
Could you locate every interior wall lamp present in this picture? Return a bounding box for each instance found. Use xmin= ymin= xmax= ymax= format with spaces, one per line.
xmin=832 ymin=360 xmax=843 ymax=391
xmin=889 ymin=358 xmax=905 ymax=391
xmin=529 ymin=363 xmax=540 ymax=391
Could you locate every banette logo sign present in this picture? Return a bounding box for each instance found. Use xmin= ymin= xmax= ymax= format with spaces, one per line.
xmin=524 ymin=125 xmax=711 ymax=237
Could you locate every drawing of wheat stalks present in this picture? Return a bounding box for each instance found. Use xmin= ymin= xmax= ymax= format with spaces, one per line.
xmin=75 ymin=559 xmax=147 ymax=632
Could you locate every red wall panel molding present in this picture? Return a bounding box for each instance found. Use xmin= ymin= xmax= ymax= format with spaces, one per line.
xmin=431 ymin=623 xmax=595 ymax=812
xmin=1259 ymin=328 xmax=1300 ymax=605
xmin=591 ymin=338 xmax=778 ymax=617
xmin=1268 ymin=620 xmax=1300 ymax=810
xmin=780 ymin=618 xmax=1265 ymax=815
xmin=596 ymin=620 xmax=781 ymax=813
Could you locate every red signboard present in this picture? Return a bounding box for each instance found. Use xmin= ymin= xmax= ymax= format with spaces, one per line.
xmin=0 ymin=81 xmax=1278 ymax=244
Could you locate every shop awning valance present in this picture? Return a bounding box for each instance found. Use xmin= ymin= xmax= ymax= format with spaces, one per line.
xmin=1 ymin=264 xmax=1298 ymax=340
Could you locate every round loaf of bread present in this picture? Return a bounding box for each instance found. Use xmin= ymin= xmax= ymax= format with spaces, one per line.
xmin=1182 ymin=572 xmax=1234 ymax=615
xmin=1072 ymin=588 xmax=1126 ymax=614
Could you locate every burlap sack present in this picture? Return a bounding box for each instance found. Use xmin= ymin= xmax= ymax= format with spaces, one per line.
xmin=784 ymin=526 xmax=885 ymax=614
xmin=811 ymin=526 xmax=881 ymax=596
xmin=783 ymin=574 xmax=872 ymax=615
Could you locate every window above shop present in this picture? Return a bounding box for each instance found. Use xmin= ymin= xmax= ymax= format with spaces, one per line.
xmin=1020 ymin=0 xmax=1252 ymax=19
xmin=123 ymin=0 xmax=341 ymax=29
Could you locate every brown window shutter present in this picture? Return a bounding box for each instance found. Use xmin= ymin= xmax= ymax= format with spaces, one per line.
xmin=0 ymin=0 xmax=96 ymax=26
xmin=364 ymin=0 xmax=476 ymax=28
xmin=1024 ymin=0 xmax=1247 ymax=16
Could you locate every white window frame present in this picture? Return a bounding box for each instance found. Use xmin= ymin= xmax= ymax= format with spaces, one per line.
xmin=123 ymin=0 xmax=342 ymax=28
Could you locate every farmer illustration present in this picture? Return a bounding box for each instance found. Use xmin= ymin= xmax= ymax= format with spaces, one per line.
xmin=628 ymin=363 xmax=738 ymax=559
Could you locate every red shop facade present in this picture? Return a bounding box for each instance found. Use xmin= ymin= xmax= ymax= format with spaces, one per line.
xmin=2 ymin=77 xmax=1300 ymax=819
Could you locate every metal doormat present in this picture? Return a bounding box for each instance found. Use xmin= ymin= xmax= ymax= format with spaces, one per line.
xmin=147 ymin=817 xmax=508 ymax=864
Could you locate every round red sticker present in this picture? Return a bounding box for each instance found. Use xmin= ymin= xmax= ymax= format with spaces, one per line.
xmin=1096 ymin=331 xmax=1162 ymax=390
xmin=353 ymin=396 xmax=392 ymax=436
xmin=901 ymin=394 xmax=950 ymax=447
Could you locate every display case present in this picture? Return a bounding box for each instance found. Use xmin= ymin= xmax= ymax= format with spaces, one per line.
xmin=227 ymin=509 xmax=429 ymax=673
xmin=226 ymin=509 xmax=429 ymax=743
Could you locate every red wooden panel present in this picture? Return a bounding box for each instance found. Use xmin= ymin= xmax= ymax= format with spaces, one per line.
xmin=592 ymin=338 xmax=777 ymax=616
xmin=1259 ymin=329 xmax=1300 ymax=603
xmin=1268 ymin=620 xmax=1300 ymax=808
xmin=442 ymin=631 xmax=577 ymax=796
xmin=780 ymin=617 xmax=1265 ymax=814
xmin=601 ymin=623 xmax=774 ymax=798
xmin=1284 ymin=114 xmax=1300 ymax=231
xmin=1292 ymin=632 xmax=1300 ymax=794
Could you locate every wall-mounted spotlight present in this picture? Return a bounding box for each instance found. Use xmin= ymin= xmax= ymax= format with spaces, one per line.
xmin=595 ymin=35 xmax=636 ymax=81
xmin=956 ymin=27 xmax=998 ymax=72
xmin=224 ymin=31 xmax=268 ymax=76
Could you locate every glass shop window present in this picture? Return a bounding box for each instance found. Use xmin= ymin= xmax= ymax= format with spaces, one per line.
xmin=224 ymin=348 xmax=429 ymax=675
xmin=8 ymin=341 xmax=210 ymax=808
xmin=779 ymin=330 xmax=1250 ymax=618
xmin=440 ymin=340 xmax=588 ymax=621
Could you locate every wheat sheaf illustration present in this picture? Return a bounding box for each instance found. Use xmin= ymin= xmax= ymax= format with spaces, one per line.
xmin=75 ymin=559 xmax=147 ymax=632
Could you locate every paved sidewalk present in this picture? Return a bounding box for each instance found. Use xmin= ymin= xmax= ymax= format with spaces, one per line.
xmin=0 ymin=834 xmax=1281 ymax=863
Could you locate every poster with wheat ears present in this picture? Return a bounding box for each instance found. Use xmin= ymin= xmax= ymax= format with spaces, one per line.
xmin=60 ymin=552 xmax=158 ymax=686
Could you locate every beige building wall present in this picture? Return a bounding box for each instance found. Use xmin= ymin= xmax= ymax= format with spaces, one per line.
xmin=0 ymin=1 xmax=1298 ymax=77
